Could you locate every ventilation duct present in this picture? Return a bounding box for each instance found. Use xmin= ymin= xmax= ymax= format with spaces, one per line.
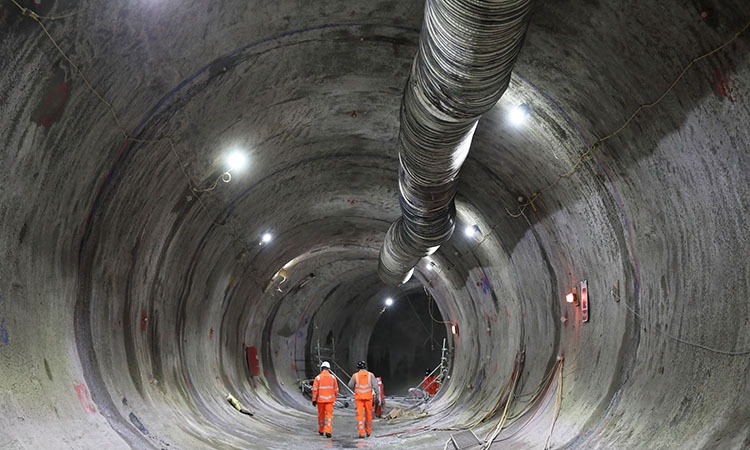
xmin=378 ymin=0 xmax=533 ymax=285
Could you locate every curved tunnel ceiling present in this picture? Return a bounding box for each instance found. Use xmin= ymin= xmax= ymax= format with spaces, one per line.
xmin=1 ymin=0 xmax=749 ymax=449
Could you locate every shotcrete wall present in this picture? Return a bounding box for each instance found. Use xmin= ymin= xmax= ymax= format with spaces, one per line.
xmin=1 ymin=1 xmax=748 ymax=449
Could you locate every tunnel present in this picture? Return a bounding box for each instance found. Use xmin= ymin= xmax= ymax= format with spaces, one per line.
xmin=1 ymin=0 xmax=749 ymax=449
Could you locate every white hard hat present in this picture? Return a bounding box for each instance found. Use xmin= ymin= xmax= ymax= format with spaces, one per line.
xmin=321 ymin=361 xmax=331 ymax=369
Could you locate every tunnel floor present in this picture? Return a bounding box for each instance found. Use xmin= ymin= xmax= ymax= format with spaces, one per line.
xmin=208 ymin=391 xmax=559 ymax=449
xmin=223 ymin=397 xmax=457 ymax=449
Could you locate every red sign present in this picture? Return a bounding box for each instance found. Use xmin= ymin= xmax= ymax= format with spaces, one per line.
xmin=581 ymin=280 xmax=589 ymax=322
xmin=246 ymin=346 xmax=260 ymax=376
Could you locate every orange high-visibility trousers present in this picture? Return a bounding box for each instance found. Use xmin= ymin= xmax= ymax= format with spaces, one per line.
xmin=317 ymin=402 xmax=334 ymax=434
xmin=355 ymin=398 xmax=373 ymax=437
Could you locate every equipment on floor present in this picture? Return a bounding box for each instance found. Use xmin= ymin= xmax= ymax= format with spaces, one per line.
xmin=375 ymin=377 xmax=385 ymax=417
xmin=225 ymin=393 xmax=253 ymax=416
xmin=450 ymin=430 xmax=481 ymax=449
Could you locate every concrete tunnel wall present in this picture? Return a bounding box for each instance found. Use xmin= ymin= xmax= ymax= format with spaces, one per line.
xmin=1 ymin=0 xmax=749 ymax=449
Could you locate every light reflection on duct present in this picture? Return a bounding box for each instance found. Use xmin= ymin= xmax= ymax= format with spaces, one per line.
xmin=378 ymin=0 xmax=533 ymax=285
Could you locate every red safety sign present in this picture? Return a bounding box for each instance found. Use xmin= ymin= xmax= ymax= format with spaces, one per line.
xmin=246 ymin=346 xmax=260 ymax=376
xmin=580 ymin=280 xmax=589 ymax=323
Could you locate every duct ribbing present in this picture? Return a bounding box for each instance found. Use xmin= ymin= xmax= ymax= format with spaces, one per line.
xmin=378 ymin=0 xmax=533 ymax=285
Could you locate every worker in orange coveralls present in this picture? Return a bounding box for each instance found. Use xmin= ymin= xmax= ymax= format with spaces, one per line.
xmin=422 ymin=369 xmax=439 ymax=396
xmin=348 ymin=360 xmax=380 ymax=438
xmin=312 ymin=361 xmax=339 ymax=438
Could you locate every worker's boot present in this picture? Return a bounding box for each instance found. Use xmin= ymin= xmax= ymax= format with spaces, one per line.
xmin=366 ymin=432 xmax=371 ymax=437
xmin=326 ymin=433 xmax=332 ymax=438
xmin=319 ymin=432 xmax=323 ymax=436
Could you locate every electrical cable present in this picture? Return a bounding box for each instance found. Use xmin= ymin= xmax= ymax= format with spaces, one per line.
xmin=416 ymin=16 xmax=750 ymax=361
xmin=420 ymin=16 xmax=750 ymax=301
xmin=543 ymin=358 xmax=563 ymax=450
xmin=15 ymin=6 xmax=128 ymax=139
xmin=469 ymin=357 xmax=518 ymax=429
xmin=404 ymin=294 xmax=441 ymax=347
xmin=504 ymin=361 xmax=557 ymax=424
xmin=10 ymin=1 xmax=258 ymax=260
xmin=512 ymin=359 xmax=558 ymax=401
xmin=521 ymin=209 xmax=575 ymax=293
xmin=506 ymin=17 xmax=750 ymax=219
xmin=426 ymin=287 xmax=452 ymax=325
xmin=481 ymin=358 xmax=521 ymax=449
xmin=191 ymin=171 xmax=233 ymax=193
xmin=391 ymin=354 xmax=560 ymax=445
xmin=615 ymin=291 xmax=750 ymax=356
xmin=10 ymin=0 xmax=89 ymax=21
xmin=493 ymin=359 xmax=561 ymax=443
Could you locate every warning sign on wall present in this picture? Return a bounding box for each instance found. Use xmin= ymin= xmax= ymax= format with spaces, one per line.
xmin=246 ymin=346 xmax=260 ymax=376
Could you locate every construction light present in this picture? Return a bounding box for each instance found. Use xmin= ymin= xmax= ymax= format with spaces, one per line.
xmin=262 ymin=232 xmax=272 ymax=243
xmin=566 ymin=292 xmax=576 ymax=304
xmin=226 ymin=151 xmax=248 ymax=172
xmin=385 ymin=298 xmax=394 ymax=307
xmin=464 ymin=224 xmax=479 ymax=238
xmin=509 ymin=104 xmax=530 ymax=126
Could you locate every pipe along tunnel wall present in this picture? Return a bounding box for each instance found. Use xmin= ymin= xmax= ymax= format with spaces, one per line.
xmin=1 ymin=0 xmax=749 ymax=449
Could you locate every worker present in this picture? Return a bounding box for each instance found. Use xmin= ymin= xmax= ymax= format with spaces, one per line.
xmin=312 ymin=361 xmax=339 ymax=438
xmin=348 ymin=361 xmax=380 ymax=438
xmin=422 ymin=369 xmax=438 ymax=396
xmin=225 ymin=393 xmax=253 ymax=416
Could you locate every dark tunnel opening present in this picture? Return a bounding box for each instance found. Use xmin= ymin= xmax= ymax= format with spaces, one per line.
xmin=366 ymin=289 xmax=448 ymax=396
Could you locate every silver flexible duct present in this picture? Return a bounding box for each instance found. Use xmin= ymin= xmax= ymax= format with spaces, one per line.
xmin=378 ymin=0 xmax=533 ymax=286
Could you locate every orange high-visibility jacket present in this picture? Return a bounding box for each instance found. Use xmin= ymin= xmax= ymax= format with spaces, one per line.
xmin=351 ymin=370 xmax=378 ymax=400
xmin=312 ymin=370 xmax=339 ymax=403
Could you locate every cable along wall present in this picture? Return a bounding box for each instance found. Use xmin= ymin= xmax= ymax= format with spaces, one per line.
xmin=378 ymin=0 xmax=534 ymax=286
